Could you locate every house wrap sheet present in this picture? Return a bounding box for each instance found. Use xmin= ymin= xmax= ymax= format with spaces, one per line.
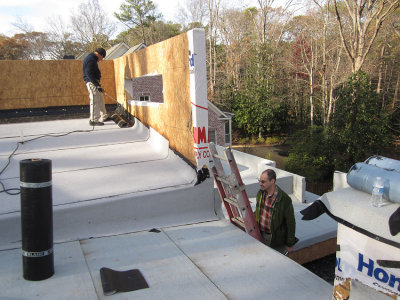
xmin=188 ymin=29 xmax=209 ymax=169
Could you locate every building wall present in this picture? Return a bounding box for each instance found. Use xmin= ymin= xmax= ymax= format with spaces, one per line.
xmin=130 ymin=75 xmax=163 ymax=102
xmin=114 ymin=32 xmax=196 ymax=166
xmin=208 ymin=108 xmax=226 ymax=147
xmin=0 ymin=60 xmax=116 ymax=110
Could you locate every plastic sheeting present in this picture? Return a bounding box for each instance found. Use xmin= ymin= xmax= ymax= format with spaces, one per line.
xmin=347 ymin=162 xmax=400 ymax=204
xmin=365 ymin=155 xmax=400 ymax=172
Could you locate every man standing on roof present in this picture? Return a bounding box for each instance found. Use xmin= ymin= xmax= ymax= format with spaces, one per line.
xmin=83 ymin=48 xmax=110 ymax=126
xmin=255 ymin=169 xmax=298 ymax=254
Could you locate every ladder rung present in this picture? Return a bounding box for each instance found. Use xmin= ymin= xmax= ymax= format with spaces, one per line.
xmin=224 ymin=197 xmax=239 ymax=207
xmin=213 ymin=154 xmax=231 ymax=162
xmin=231 ymin=217 xmax=245 ymax=228
xmin=232 ymin=184 xmax=246 ymax=194
xmin=215 ymin=175 xmax=231 ymax=185
xmin=225 ymin=197 xmax=247 ymax=213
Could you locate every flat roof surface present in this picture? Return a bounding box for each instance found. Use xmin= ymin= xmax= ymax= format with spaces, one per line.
xmin=0 ymin=118 xmax=333 ymax=299
xmin=0 ymin=118 xmax=218 ymax=251
xmin=320 ymin=187 xmax=400 ymax=245
xmin=0 ymin=220 xmax=333 ymax=299
xmin=0 ymin=118 xmax=194 ymax=213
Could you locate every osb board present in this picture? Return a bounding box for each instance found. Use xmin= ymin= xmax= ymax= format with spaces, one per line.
xmin=333 ymin=278 xmax=397 ymax=300
xmin=114 ymin=32 xmax=195 ymax=165
xmin=288 ymin=238 xmax=337 ymax=265
xmin=0 ymin=60 xmax=116 ymax=110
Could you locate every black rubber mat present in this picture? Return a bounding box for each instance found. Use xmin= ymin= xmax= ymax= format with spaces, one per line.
xmin=100 ymin=267 xmax=149 ymax=296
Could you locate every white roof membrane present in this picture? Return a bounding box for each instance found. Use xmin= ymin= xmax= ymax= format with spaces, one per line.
xmin=0 ymin=118 xmax=334 ymax=299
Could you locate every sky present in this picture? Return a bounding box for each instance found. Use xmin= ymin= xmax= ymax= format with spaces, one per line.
xmin=0 ymin=0 xmax=183 ymax=36
xmin=0 ymin=0 xmax=261 ymax=37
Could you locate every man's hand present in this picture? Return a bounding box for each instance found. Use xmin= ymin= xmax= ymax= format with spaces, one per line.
xmin=97 ymin=86 xmax=104 ymax=93
xmin=284 ymin=246 xmax=294 ymax=255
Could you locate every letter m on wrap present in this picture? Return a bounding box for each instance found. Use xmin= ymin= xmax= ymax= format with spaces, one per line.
xmin=193 ymin=127 xmax=207 ymax=144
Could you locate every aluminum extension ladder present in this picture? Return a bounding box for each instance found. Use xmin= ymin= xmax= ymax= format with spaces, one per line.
xmin=209 ymin=142 xmax=262 ymax=242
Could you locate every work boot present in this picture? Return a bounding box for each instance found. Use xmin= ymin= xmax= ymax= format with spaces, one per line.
xmin=89 ymin=120 xmax=104 ymax=126
xmin=102 ymin=116 xmax=113 ymax=122
xmin=100 ymin=114 xmax=112 ymax=122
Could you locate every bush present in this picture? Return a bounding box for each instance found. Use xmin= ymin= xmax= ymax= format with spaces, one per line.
xmin=256 ymin=137 xmax=265 ymax=144
xmin=237 ymin=137 xmax=250 ymax=145
xmin=264 ymin=136 xmax=281 ymax=145
xmin=329 ymin=71 xmax=391 ymax=171
xmin=286 ymin=72 xmax=392 ymax=182
xmin=285 ymin=126 xmax=334 ymax=182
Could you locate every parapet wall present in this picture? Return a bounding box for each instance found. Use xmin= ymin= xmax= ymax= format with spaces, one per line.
xmin=114 ymin=31 xmax=199 ymax=167
xmin=0 ymin=60 xmax=116 ymax=109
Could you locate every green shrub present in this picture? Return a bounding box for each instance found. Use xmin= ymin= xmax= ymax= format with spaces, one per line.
xmin=285 ymin=126 xmax=334 ymax=182
xmin=329 ymin=71 xmax=391 ymax=171
xmin=265 ymin=136 xmax=281 ymax=145
xmin=256 ymin=137 xmax=265 ymax=144
xmin=237 ymin=137 xmax=250 ymax=145
xmin=250 ymin=137 xmax=258 ymax=144
xmin=286 ymin=72 xmax=392 ymax=182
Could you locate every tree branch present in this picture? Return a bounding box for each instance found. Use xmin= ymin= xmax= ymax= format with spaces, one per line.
xmin=334 ymin=0 xmax=354 ymax=68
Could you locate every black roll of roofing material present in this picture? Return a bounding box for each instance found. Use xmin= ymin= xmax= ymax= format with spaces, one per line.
xmin=20 ymin=159 xmax=54 ymax=281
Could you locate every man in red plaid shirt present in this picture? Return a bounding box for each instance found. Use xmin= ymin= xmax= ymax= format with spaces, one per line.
xmin=255 ymin=169 xmax=298 ymax=254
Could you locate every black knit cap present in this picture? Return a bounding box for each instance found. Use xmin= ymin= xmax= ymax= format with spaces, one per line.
xmin=95 ymin=48 xmax=106 ymax=58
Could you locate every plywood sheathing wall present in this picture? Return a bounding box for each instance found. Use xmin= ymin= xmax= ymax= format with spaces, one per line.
xmin=0 ymin=60 xmax=116 ymax=110
xmin=114 ymin=32 xmax=195 ymax=166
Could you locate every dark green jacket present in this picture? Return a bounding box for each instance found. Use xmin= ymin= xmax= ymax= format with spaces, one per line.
xmin=255 ymin=186 xmax=298 ymax=248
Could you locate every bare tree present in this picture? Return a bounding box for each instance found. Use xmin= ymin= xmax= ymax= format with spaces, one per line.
xmin=256 ymin=0 xmax=298 ymax=45
xmin=389 ymin=15 xmax=400 ymax=108
xmin=12 ymin=17 xmax=34 ymax=33
xmin=394 ymin=73 xmax=400 ymax=107
xmin=11 ymin=17 xmax=52 ymax=60
xmin=311 ymin=0 xmax=347 ymax=125
xmin=291 ymin=15 xmax=321 ymax=127
xmin=207 ymin=0 xmax=221 ymax=98
xmin=47 ymin=17 xmax=83 ymax=59
xmin=71 ymin=0 xmax=116 ymax=51
xmin=285 ymin=3 xmax=348 ymax=127
xmin=312 ymin=0 xmax=329 ymax=125
xmin=326 ymin=46 xmax=343 ymax=123
xmin=176 ymin=0 xmax=208 ymax=28
xmin=218 ymin=8 xmax=255 ymax=91
xmin=333 ymin=0 xmax=400 ymax=73
xmin=254 ymin=0 xmax=299 ymax=90
xmin=258 ymin=0 xmax=275 ymax=43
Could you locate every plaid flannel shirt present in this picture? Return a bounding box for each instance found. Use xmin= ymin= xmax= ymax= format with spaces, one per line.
xmin=258 ymin=189 xmax=278 ymax=233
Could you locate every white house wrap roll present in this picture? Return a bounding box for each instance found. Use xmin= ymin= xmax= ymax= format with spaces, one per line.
xmin=365 ymin=155 xmax=400 ymax=172
xmin=347 ymin=162 xmax=400 ymax=204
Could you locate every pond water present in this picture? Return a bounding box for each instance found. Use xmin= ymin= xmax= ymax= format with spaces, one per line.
xmin=232 ymin=145 xmax=290 ymax=170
